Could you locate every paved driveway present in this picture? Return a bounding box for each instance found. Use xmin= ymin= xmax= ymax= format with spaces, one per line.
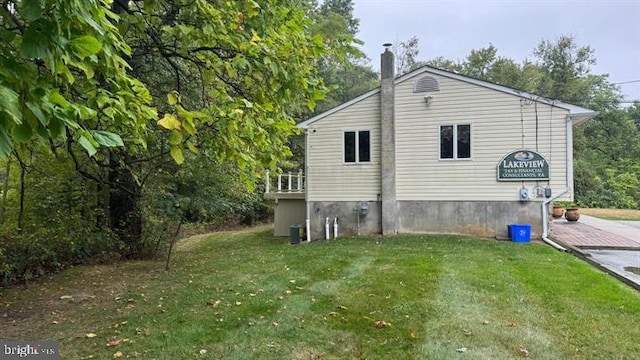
xmin=550 ymin=215 xmax=640 ymax=289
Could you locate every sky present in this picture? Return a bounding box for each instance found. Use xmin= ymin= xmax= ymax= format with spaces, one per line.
xmin=352 ymin=0 xmax=640 ymax=103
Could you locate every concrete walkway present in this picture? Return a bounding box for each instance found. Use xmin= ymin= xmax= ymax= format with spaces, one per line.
xmin=550 ymin=215 xmax=640 ymax=290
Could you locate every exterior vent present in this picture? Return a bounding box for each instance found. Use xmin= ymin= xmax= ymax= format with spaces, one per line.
xmin=413 ymin=76 xmax=439 ymax=93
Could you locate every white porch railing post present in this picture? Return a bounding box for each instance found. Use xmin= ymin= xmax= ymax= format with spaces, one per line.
xmin=265 ymin=170 xmax=270 ymax=193
xmin=277 ymin=174 xmax=282 ymax=192
xmin=297 ymin=169 xmax=302 ymax=191
xmin=287 ymin=171 xmax=292 ymax=192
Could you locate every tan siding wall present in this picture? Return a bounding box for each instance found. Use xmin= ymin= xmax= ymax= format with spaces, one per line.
xmin=395 ymin=74 xmax=571 ymax=201
xmin=306 ymin=94 xmax=382 ymax=201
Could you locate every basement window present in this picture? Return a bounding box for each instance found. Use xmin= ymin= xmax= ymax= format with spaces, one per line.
xmin=440 ymin=124 xmax=471 ymax=159
xmin=344 ymin=130 xmax=370 ymax=163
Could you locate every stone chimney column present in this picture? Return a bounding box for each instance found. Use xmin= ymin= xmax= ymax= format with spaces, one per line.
xmin=380 ymin=44 xmax=398 ymax=235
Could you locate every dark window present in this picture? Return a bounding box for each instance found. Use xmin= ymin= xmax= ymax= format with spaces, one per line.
xmin=440 ymin=125 xmax=453 ymax=159
xmin=440 ymin=124 xmax=471 ymax=159
xmin=358 ymin=131 xmax=370 ymax=162
xmin=344 ymin=130 xmax=371 ymax=163
xmin=344 ymin=131 xmax=356 ymax=162
xmin=457 ymin=124 xmax=471 ymax=159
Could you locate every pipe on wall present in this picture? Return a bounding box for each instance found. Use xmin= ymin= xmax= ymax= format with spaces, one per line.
xmin=539 ymin=114 xmax=575 ymax=252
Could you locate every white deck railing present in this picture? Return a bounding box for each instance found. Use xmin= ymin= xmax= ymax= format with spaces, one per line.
xmin=265 ymin=170 xmax=305 ymax=193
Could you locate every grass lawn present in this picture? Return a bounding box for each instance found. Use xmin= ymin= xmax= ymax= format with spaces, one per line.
xmin=581 ymin=208 xmax=640 ymax=221
xmin=2 ymin=227 xmax=639 ymax=359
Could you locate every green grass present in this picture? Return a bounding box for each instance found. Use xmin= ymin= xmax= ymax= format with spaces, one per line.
xmin=2 ymin=227 xmax=640 ymax=359
xmin=580 ymin=208 xmax=640 ymax=221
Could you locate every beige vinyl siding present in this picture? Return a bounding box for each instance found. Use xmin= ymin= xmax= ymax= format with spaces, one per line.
xmin=307 ymin=94 xmax=381 ymax=201
xmin=395 ymin=73 xmax=571 ymax=201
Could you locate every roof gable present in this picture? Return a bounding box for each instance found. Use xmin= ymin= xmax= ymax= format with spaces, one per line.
xmin=298 ymin=65 xmax=596 ymax=129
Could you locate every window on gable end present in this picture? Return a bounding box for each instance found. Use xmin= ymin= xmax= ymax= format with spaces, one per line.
xmin=440 ymin=124 xmax=471 ymax=160
xmin=344 ymin=130 xmax=371 ymax=163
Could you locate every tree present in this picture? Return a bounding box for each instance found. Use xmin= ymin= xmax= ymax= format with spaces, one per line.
xmin=394 ymin=36 xmax=421 ymax=75
xmin=0 ymin=0 xmax=349 ymax=272
xmin=319 ymin=0 xmax=360 ymax=35
xmin=0 ymin=0 xmax=156 ymax=158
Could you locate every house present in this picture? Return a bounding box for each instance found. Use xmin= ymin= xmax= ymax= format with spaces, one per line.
xmin=265 ymin=45 xmax=596 ymax=243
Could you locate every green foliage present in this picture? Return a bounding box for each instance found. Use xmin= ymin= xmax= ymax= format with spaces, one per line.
xmin=0 ymin=0 xmax=156 ymax=158
xmin=0 ymin=0 xmax=352 ymax=274
xmin=0 ymin=150 xmax=124 ymax=285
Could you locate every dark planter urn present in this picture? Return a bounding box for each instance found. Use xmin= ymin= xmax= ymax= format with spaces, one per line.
xmin=565 ymin=208 xmax=580 ymax=222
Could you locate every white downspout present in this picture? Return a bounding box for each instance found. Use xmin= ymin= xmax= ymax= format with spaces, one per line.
xmin=541 ymin=191 xmax=567 ymax=251
xmin=540 ymin=114 xmax=574 ymax=252
xmin=305 ymin=129 xmax=311 ymax=242
xmin=333 ymin=217 xmax=339 ymax=239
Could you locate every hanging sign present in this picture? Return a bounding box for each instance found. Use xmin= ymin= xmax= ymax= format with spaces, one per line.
xmin=497 ymin=149 xmax=550 ymax=181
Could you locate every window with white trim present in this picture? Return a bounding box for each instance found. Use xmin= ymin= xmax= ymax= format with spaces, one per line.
xmin=344 ymin=130 xmax=370 ymax=163
xmin=440 ymin=124 xmax=471 ymax=159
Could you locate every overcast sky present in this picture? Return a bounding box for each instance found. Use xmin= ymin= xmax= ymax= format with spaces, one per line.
xmin=352 ymin=0 xmax=640 ymax=103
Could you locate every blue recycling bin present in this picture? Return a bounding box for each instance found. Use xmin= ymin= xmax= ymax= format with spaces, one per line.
xmin=508 ymin=224 xmax=531 ymax=243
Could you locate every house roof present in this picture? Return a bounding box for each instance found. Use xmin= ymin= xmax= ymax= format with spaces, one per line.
xmin=298 ymin=65 xmax=597 ymax=129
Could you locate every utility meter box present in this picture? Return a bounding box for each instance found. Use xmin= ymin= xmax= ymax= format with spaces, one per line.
xmin=359 ymin=202 xmax=369 ymax=216
xmin=519 ymin=188 xmax=531 ymax=201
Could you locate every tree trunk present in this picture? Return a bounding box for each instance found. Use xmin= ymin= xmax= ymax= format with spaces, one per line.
xmin=108 ymin=152 xmax=143 ymax=256
xmin=18 ymin=161 xmax=25 ymax=233
xmin=0 ymin=158 xmax=10 ymax=226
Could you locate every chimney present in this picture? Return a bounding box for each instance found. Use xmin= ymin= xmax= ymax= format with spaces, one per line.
xmin=380 ymin=44 xmax=398 ymax=235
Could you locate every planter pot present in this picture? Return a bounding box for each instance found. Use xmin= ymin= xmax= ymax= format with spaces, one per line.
xmin=565 ymin=208 xmax=580 ymax=222
xmin=552 ymin=206 xmax=565 ymax=219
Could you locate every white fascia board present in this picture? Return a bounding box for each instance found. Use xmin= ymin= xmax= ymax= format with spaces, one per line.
xmin=297 ymin=88 xmax=381 ymax=129
xmin=400 ymin=66 xmax=596 ymax=117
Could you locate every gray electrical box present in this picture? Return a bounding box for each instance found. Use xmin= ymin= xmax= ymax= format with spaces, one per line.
xmin=359 ymin=202 xmax=369 ymax=216
xmin=519 ymin=188 xmax=530 ymax=201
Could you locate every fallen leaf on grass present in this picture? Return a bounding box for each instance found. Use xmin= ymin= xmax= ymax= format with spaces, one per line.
xmin=328 ymin=312 xmax=338 ymax=317
xmin=207 ymin=300 xmax=221 ymax=308
xmin=106 ymin=338 xmax=121 ymax=347
xmin=60 ymin=295 xmax=73 ymax=300
xmin=199 ymin=349 xmax=207 ymax=355
xmin=113 ymin=351 xmax=123 ymax=358
xmin=508 ymin=322 xmax=517 ymax=328
xmin=519 ymin=345 xmax=529 ymax=357
xmin=374 ymin=320 xmax=391 ymax=328
xmin=272 ymin=322 xmax=279 ymax=327
xmin=463 ymin=329 xmax=472 ymax=336
xmin=235 ymin=301 xmax=242 ymax=306
xmin=483 ymin=319 xmax=490 ymax=325
xmin=86 ymin=333 xmax=97 ymax=338
xmin=456 ymin=347 xmax=467 ymax=353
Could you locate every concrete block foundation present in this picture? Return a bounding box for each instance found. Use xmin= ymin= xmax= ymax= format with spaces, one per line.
xmin=306 ymin=200 xmax=542 ymax=240
xmin=398 ymin=200 xmax=542 ymax=239
xmin=308 ymin=201 xmax=382 ymax=240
